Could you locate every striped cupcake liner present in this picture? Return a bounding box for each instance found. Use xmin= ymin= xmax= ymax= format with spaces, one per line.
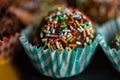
xmin=20 ymin=23 xmax=100 ymax=78
xmin=99 ymin=17 xmax=120 ymax=72
xmin=0 ymin=33 xmax=20 ymax=64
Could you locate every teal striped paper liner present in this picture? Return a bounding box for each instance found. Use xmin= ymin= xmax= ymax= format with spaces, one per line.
xmin=19 ymin=23 xmax=100 ymax=78
xmin=99 ymin=18 xmax=120 ymax=72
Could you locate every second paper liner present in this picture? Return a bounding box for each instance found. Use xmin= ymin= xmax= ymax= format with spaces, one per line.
xmin=99 ymin=17 xmax=120 ymax=72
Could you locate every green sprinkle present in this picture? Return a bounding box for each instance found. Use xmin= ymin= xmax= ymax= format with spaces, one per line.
xmin=64 ymin=24 xmax=67 ymax=27
xmin=60 ymin=24 xmax=67 ymax=29
xmin=40 ymin=28 xmax=44 ymax=32
xmin=115 ymin=36 xmax=119 ymax=40
xmin=56 ymin=17 xmax=59 ymax=21
xmin=77 ymin=28 xmax=82 ymax=33
xmin=59 ymin=16 xmax=63 ymax=20
xmin=67 ymin=36 xmax=72 ymax=41
xmin=118 ymin=46 xmax=120 ymax=50
xmin=60 ymin=8 xmax=65 ymax=12
xmin=45 ymin=16 xmax=49 ymax=20
xmin=60 ymin=25 xmax=65 ymax=28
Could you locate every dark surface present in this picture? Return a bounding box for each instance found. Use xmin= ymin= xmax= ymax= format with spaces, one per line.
xmin=13 ymin=45 xmax=120 ymax=80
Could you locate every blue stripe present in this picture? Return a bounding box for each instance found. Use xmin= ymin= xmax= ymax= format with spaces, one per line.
xmin=112 ymin=53 xmax=119 ymax=59
xmin=117 ymin=60 xmax=120 ymax=67
xmin=64 ymin=49 xmax=76 ymax=77
xmin=91 ymin=43 xmax=97 ymax=53
xmin=40 ymin=51 xmax=59 ymax=73
xmin=52 ymin=51 xmax=68 ymax=77
xmin=38 ymin=49 xmax=51 ymax=64
xmin=83 ymin=46 xmax=90 ymax=69
xmin=75 ymin=48 xmax=82 ymax=74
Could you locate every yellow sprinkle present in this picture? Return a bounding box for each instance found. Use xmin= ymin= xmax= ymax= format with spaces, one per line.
xmin=47 ymin=42 xmax=50 ymax=48
xmin=75 ymin=20 xmax=80 ymax=26
xmin=68 ymin=47 xmax=71 ymax=51
xmin=90 ymin=34 xmax=94 ymax=39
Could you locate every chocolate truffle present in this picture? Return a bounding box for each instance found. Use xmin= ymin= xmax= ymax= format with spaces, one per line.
xmin=0 ymin=6 xmax=25 ymax=40
xmin=77 ymin=0 xmax=116 ymax=25
xmin=33 ymin=6 xmax=94 ymax=52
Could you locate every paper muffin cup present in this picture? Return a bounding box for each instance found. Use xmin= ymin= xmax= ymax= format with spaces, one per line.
xmin=19 ymin=23 xmax=100 ymax=78
xmin=99 ymin=17 xmax=120 ymax=72
xmin=0 ymin=33 xmax=20 ymax=64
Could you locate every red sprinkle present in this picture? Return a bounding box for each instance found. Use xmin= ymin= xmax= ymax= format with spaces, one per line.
xmin=80 ymin=19 xmax=83 ymax=23
xmin=83 ymin=30 xmax=86 ymax=37
xmin=51 ymin=38 xmax=59 ymax=45
xmin=54 ymin=23 xmax=57 ymax=28
xmin=72 ymin=30 xmax=78 ymax=36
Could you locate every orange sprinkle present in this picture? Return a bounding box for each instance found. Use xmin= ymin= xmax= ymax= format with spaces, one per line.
xmin=70 ymin=16 xmax=74 ymax=21
xmin=60 ymin=38 xmax=67 ymax=44
xmin=3 ymin=38 xmax=9 ymax=43
xmin=68 ymin=21 xmax=74 ymax=24
xmin=10 ymin=43 xmax=15 ymax=48
xmin=3 ymin=47 xmax=9 ymax=52
xmin=68 ymin=44 xmax=77 ymax=47
xmin=69 ymin=36 xmax=76 ymax=43
xmin=0 ymin=50 xmax=2 ymax=54
xmin=0 ymin=41 xmax=3 ymax=46
xmin=10 ymin=35 xmax=15 ymax=38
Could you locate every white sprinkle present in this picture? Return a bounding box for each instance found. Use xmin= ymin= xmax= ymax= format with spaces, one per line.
xmin=42 ymin=38 xmax=47 ymax=42
xmin=68 ymin=33 xmax=72 ymax=37
xmin=56 ymin=42 xmax=60 ymax=49
xmin=49 ymin=17 xmax=52 ymax=22
xmin=45 ymin=34 xmax=50 ymax=37
xmin=86 ymin=37 xmax=89 ymax=43
xmin=53 ymin=21 xmax=57 ymax=24
xmin=83 ymin=15 xmax=86 ymax=19
xmin=84 ymin=43 xmax=87 ymax=46
xmin=116 ymin=42 xmax=120 ymax=46
xmin=76 ymin=41 xmax=81 ymax=45
xmin=50 ymin=35 xmax=58 ymax=37
xmin=62 ymin=30 xmax=71 ymax=32
xmin=89 ymin=39 xmax=92 ymax=43
xmin=44 ymin=30 xmax=51 ymax=34
xmin=87 ymin=29 xmax=90 ymax=35
xmin=65 ymin=47 xmax=68 ymax=51
xmin=69 ymin=25 xmax=74 ymax=30
xmin=63 ymin=14 xmax=67 ymax=18
xmin=73 ymin=15 xmax=80 ymax=18
xmin=40 ymin=33 xmax=43 ymax=38
xmin=117 ymin=37 xmax=120 ymax=42
xmin=62 ymin=36 xmax=66 ymax=39
xmin=57 ymin=12 xmax=61 ymax=15
xmin=52 ymin=29 xmax=55 ymax=34
xmin=59 ymin=42 xmax=63 ymax=49
xmin=67 ymin=34 xmax=70 ymax=38
xmin=64 ymin=32 xmax=67 ymax=36
xmin=79 ymin=26 xmax=84 ymax=31
xmin=47 ymin=26 xmax=50 ymax=31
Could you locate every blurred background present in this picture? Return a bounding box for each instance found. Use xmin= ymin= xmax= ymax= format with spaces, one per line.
xmin=0 ymin=0 xmax=120 ymax=80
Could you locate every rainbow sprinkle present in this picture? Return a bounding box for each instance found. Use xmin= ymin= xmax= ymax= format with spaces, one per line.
xmin=35 ymin=6 xmax=94 ymax=52
xmin=112 ymin=32 xmax=120 ymax=50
